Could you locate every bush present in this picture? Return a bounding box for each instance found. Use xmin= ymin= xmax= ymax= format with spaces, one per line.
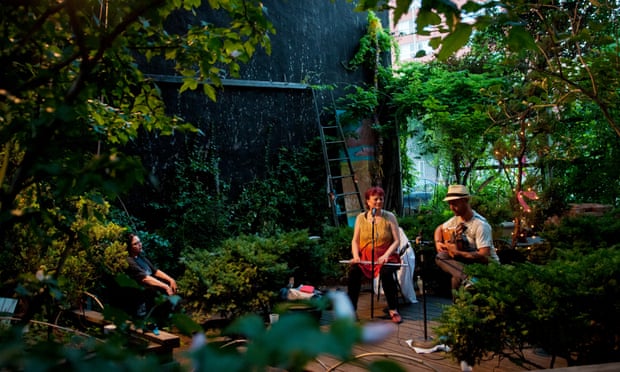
xmin=1 ymin=194 xmax=128 ymax=312
xmin=398 ymin=210 xmax=449 ymax=242
xmin=229 ymin=145 xmax=329 ymax=237
xmin=318 ymin=224 xmax=355 ymax=286
xmin=514 ymin=208 xmax=620 ymax=265
xmin=179 ymin=230 xmax=328 ymax=320
xmin=435 ymin=247 xmax=620 ymax=368
xmin=540 ymin=209 xmax=620 ymax=253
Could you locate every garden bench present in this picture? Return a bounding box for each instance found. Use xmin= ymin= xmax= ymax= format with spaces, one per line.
xmin=70 ymin=296 xmax=180 ymax=365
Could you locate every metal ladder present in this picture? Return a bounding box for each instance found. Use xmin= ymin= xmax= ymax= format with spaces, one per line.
xmin=314 ymin=90 xmax=364 ymax=227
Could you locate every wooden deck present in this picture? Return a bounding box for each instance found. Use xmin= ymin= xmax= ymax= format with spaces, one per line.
xmin=304 ymin=288 xmax=570 ymax=372
xmin=172 ymin=289 xmax=620 ymax=371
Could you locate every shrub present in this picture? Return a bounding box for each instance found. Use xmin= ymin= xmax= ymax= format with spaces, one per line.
xmin=318 ymin=224 xmax=355 ymax=285
xmin=435 ymin=247 xmax=620 ymax=368
xmin=229 ymin=145 xmax=329 ymax=237
xmin=1 ymin=194 xmax=127 ymax=311
xmin=179 ymin=230 xmax=328 ymax=320
xmin=540 ymin=209 xmax=620 ymax=253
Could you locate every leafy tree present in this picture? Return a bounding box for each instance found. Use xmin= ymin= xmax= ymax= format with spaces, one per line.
xmin=367 ymin=0 xmax=620 ymax=139
xmin=539 ymin=99 xmax=620 ymax=206
xmin=0 ymin=0 xmax=273 ymax=315
xmin=469 ymin=2 xmax=620 ymax=241
xmin=387 ymin=2 xmax=619 ymax=242
xmin=391 ymin=62 xmax=508 ymax=186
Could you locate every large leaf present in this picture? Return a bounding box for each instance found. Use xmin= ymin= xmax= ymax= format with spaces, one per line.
xmin=506 ymin=25 xmax=537 ymax=52
xmin=437 ymin=22 xmax=472 ymax=60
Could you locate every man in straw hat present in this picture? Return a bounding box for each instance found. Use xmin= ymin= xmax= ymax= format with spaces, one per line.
xmin=434 ymin=185 xmax=499 ymax=296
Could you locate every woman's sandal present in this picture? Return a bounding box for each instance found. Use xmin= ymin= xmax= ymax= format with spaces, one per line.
xmin=390 ymin=312 xmax=403 ymax=324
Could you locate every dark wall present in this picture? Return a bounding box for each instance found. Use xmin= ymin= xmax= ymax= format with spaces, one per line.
xmin=235 ymin=1 xmax=372 ymax=85
xmin=159 ymin=84 xmax=318 ymax=187
xmin=129 ymin=1 xmax=389 ymax=205
xmin=149 ymin=1 xmax=376 ymax=85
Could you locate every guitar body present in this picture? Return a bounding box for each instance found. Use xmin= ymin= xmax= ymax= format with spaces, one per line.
xmin=442 ymin=227 xmax=475 ymax=252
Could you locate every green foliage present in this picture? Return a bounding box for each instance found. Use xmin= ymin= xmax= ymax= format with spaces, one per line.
xmin=1 ymin=194 xmax=127 ymax=309
xmin=0 ymin=324 xmax=163 ymax=372
xmin=517 ymin=209 xmax=620 ymax=265
xmin=0 ymin=0 xmax=273 ymax=283
xmin=399 ymin=210 xmax=449 ymax=242
xmin=435 ymin=247 xmax=620 ymax=367
xmin=230 ymin=144 xmax=329 ymax=237
xmin=539 ymin=100 xmax=620 ymax=205
xmin=361 ymin=0 xmax=620 ymax=139
xmin=190 ymin=312 xmax=400 ymax=372
xmin=392 ymin=62 xmax=508 ymax=185
xmin=319 ymin=225 xmax=356 ymax=284
xmin=468 ymin=187 xmax=514 ymax=229
xmin=58 ymin=197 xmax=128 ymax=303
xmin=337 ymin=86 xmax=380 ymax=127
xmin=149 ymin=141 xmax=231 ymax=256
xmin=0 ymin=298 xmax=404 ymax=372
xmin=346 ymin=11 xmax=398 ymax=72
xmin=179 ymin=230 xmax=328 ymax=320
xmin=540 ymin=209 xmax=620 ymax=254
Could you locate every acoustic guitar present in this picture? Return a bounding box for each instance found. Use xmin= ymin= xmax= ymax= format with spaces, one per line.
xmin=442 ymin=224 xmax=475 ymax=252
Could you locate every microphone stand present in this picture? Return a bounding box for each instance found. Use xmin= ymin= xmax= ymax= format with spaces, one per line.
xmin=370 ymin=209 xmax=376 ymax=319
xmin=414 ymin=239 xmax=433 ymax=347
xmin=421 ymin=248 xmax=428 ymax=340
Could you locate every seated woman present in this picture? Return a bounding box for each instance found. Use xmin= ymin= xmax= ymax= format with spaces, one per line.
xmin=346 ymin=186 xmax=403 ymax=324
xmin=124 ymin=233 xmax=178 ymax=322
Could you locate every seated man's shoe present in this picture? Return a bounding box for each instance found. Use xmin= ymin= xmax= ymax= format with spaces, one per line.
xmin=463 ymin=277 xmax=478 ymax=289
xmin=460 ymin=360 xmax=473 ymax=371
xmin=145 ymin=322 xmax=159 ymax=335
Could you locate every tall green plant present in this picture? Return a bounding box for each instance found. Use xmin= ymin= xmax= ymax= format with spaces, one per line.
xmin=149 ymin=141 xmax=232 ymax=255
xmin=319 ymin=224 xmax=356 ymax=285
xmin=230 ymin=144 xmax=328 ymax=237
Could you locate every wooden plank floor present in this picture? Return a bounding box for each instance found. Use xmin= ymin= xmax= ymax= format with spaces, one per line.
xmin=305 ymin=288 xmax=569 ymax=372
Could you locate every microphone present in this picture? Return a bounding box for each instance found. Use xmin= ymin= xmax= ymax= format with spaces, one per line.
xmin=371 ymin=208 xmax=376 ymax=217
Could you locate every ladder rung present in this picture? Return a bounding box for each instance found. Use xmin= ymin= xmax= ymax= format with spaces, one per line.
xmin=331 ymin=175 xmax=355 ymax=181
xmin=336 ymin=209 xmax=364 ymax=216
xmin=317 ymin=109 xmax=364 ymax=226
xmin=335 ymin=192 xmax=361 ymax=198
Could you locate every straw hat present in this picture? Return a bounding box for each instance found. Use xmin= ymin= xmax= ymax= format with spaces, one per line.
xmin=443 ymin=184 xmax=471 ymax=201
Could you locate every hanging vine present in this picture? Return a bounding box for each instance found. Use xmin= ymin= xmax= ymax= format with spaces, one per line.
xmin=340 ymin=11 xmax=398 ymax=186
